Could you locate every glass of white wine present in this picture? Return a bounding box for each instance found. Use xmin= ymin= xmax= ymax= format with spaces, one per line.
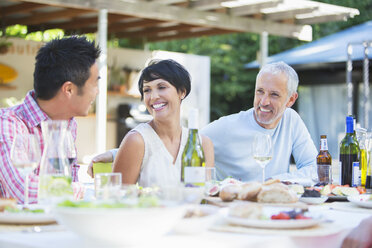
xmin=10 ymin=131 xmax=41 ymax=205
xmin=252 ymin=133 xmax=273 ymax=183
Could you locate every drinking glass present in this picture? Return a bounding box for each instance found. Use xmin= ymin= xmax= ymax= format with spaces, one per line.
xmin=252 ymin=133 xmax=273 ymax=183
xmin=205 ymin=167 xmax=217 ymax=196
xmin=95 ymin=173 xmax=122 ymax=201
xmin=10 ymin=131 xmax=41 ymax=205
xmin=64 ymin=129 xmax=77 ymax=167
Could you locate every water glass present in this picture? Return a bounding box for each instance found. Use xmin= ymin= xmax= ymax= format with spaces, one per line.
xmin=205 ymin=167 xmax=217 ymax=195
xmin=95 ymin=173 xmax=122 ymax=201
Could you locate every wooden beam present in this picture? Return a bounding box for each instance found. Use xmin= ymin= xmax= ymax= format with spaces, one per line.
xmin=188 ymin=0 xmax=225 ymax=11
xmin=147 ymin=28 xmax=234 ymax=42
xmin=264 ymin=7 xmax=318 ymax=21
xmin=16 ymin=0 xmax=313 ymax=41
xmin=0 ymin=2 xmax=45 ymax=16
xmin=296 ymin=13 xmax=349 ymax=25
xmin=107 ymin=19 xmax=165 ymax=33
xmin=115 ymin=23 xmax=195 ymax=39
xmin=148 ymin=0 xmax=186 ymax=5
xmin=28 ymin=13 xmax=129 ymax=31
xmin=229 ymin=0 xmax=282 ymax=16
xmin=77 ymin=18 xmax=165 ymax=34
xmin=7 ymin=8 xmax=93 ymax=26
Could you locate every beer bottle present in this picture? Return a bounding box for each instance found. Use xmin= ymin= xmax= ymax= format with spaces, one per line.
xmin=316 ymin=135 xmax=332 ymax=184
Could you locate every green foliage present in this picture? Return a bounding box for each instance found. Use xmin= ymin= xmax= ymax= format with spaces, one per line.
xmin=3 ymin=1 xmax=371 ymax=121
xmin=144 ymin=0 xmax=371 ymax=121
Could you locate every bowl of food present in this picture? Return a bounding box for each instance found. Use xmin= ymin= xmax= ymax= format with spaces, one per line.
xmin=53 ymin=197 xmax=187 ymax=246
xmin=300 ymin=189 xmax=328 ymax=204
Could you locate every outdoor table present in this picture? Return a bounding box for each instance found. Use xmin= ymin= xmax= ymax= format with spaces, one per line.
xmin=0 ymin=201 xmax=370 ymax=248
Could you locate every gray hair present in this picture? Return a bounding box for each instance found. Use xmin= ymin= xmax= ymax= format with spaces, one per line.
xmin=256 ymin=61 xmax=299 ymax=96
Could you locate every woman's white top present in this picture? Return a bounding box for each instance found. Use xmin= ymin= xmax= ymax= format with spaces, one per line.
xmin=132 ymin=123 xmax=188 ymax=187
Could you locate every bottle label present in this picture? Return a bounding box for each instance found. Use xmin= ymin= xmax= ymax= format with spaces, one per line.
xmin=320 ymin=139 xmax=328 ymax=150
xmin=352 ymin=162 xmax=361 ymax=187
xmin=184 ymin=167 xmax=206 ymax=184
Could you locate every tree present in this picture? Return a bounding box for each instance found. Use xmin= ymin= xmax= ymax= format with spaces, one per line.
xmin=147 ymin=0 xmax=372 ymax=121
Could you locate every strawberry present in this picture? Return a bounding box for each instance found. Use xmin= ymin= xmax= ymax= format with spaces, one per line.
xmin=295 ymin=214 xmax=311 ymax=220
xmin=271 ymin=212 xmax=290 ymax=220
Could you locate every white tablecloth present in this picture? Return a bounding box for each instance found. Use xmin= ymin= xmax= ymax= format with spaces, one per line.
xmin=0 ymin=204 xmax=370 ymax=248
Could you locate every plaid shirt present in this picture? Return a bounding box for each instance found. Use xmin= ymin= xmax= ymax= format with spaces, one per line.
xmin=0 ymin=90 xmax=79 ymax=204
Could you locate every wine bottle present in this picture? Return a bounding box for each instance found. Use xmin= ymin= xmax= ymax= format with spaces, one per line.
xmin=181 ymin=108 xmax=205 ymax=186
xmin=339 ymin=116 xmax=360 ymax=186
xmin=316 ymin=135 xmax=332 ymax=184
xmin=356 ymin=128 xmax=367 ymax=187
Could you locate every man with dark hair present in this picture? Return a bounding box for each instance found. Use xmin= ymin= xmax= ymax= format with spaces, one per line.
xmin=0 ymin=36 xmax=101 ymax=203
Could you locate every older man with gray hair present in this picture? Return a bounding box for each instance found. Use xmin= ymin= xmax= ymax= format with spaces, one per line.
xmin=201 ymin=61 xmax=317 ymax=182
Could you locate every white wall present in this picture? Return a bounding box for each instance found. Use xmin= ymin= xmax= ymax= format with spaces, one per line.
xmin=0 ymin=38 xmax=41 ymax=101
xmin=0 ymin=38 xmax=211 ymax=162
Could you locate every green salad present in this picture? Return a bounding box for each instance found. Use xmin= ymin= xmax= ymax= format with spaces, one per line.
xmin=58 ymin=196 xmax=160 ymax=209
xmin=4 ymin=206 xmax=45 ymax=213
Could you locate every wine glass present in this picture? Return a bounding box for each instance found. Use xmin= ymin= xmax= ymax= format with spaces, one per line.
xmin=252 ymin=133 xmax=273 ymax=183
xmin=64 ymin=129 xmax=77 ymax=167
xmin=10 ymin=131 xmax=41 ymax=205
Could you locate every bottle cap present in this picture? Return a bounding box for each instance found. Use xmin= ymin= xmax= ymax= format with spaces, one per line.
xmin=346 ymin=116 xmax=353 ymax=133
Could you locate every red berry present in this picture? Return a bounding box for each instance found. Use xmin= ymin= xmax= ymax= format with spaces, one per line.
xmin=271 ymin=212 xmax=291 ymax=220
xmin=295 ymin=214 xmax=311 ymax=220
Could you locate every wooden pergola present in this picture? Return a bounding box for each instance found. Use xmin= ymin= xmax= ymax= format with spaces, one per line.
xmin=0 ymin=0 xmax=360 ymax=153
xmin=1 ymin=0 xmax=359 ymax=42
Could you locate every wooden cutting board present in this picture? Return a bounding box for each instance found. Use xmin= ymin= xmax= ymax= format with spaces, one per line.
xmin=203 ymin=196 xmax=309 ymax=210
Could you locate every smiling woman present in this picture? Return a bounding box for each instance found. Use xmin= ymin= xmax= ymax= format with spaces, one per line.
xmin=112 ymin=59 xmax=214 ymax=187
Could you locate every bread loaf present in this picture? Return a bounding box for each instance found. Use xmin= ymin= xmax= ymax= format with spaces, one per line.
xmin=257 ymin=184 xmax=298 ymax=203
xmin=219 ymin=185 xmax=241 ymax=202
xmin=237 ymin=182 xmax=262 ymax=201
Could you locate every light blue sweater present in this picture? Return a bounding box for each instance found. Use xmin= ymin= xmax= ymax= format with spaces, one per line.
xmin=200 ymin=108 xmax=317 ymax=182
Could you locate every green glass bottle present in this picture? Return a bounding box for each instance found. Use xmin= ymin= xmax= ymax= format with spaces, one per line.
xmin=181 ymin=108 xmax=205 ymax=186
xmin=356 ymin=128 xmax=367 ymax=187
xmin=339 ymin=116 xmax=360 ymax=186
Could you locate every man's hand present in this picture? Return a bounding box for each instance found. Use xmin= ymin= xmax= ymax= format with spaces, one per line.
xmin=87 ymin=151 xmax=114 ymax=178
xmin=341 ymin=216 xmax=372 ymax=248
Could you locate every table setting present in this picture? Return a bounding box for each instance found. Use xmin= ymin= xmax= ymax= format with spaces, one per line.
xmin=0 ymin=171 xmax=371 ymax=248
xmin=1 ymin=119 xmax=371 ymax=248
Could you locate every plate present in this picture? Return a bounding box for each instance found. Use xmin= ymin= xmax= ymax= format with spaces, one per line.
xmin=347 ymin=194 xmax=372 ymax=209
xmin=224 ymin=215 xmax=321 ymax=229
xmin=223 ymin=207 xmax=321 ymax=229
xmin=0 ymin=205 xmax=56 ymax=224
xmin=300 ymin=196 xmax=328 ymax=205
xmin=172 ymin=205 xmax=220 ymax=234
xmin=327 ymin=195 xmax=348 ymax=201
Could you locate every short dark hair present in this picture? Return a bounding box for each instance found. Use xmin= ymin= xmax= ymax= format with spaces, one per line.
xmin=138 ymin=59 xmax=191 ymax=100
xmin=34 ymin=36 xmax=101 ymax=100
